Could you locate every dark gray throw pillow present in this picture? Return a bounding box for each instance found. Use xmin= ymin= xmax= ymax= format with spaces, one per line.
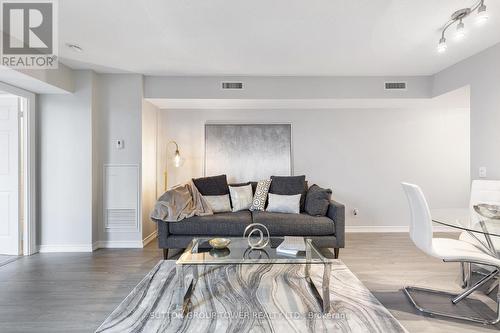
xmin=192 ymin=174 xmax=229 ymax=196
xmin=269 ymin=175 xmax=307 ymax=211
xmin=305 ymin=184 xmax=332 ymax=216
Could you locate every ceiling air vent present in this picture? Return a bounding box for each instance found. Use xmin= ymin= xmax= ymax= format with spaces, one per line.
xmin=222 ymin=82 xmax=243 ymax=89
xmin=385 ymin=82 xmax=407 ymax=90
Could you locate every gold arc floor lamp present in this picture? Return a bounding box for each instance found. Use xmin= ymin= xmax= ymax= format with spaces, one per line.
xmin=164 ymin=140 xmax=182 ymax=191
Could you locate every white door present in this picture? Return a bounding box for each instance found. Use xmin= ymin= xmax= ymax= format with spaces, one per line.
xmin=0 ymin=95 xmax=20 ymax=255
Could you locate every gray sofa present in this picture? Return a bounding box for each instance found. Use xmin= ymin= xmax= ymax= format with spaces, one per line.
xmin=155 ymin=199 xmax=345 ymax=260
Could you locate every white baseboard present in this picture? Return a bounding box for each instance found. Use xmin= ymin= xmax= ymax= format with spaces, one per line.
xmin=96 ymin=240 xmax=144 ymax=248
xmin=39 ymin=237 xmax=156 ymax=252
xmin=346 ymin=225 xmax=459 ymax=233
xmin=433 ymin=226 xmax=460 ymax=233
xmin=143 ymin=231 xmax=158 ymax=247
xmin=39 ymin=244 xmax=94 ymax=253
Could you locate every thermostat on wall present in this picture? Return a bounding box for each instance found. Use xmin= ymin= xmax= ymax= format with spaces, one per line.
xmin=115 ymin=139 xmax=124 ymax=149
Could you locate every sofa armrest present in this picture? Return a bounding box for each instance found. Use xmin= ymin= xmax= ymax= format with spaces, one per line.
xmin=327 ymin=200 xmax=345 ymax=248
xmin=153 ymin=219 xmax=170 ymax=248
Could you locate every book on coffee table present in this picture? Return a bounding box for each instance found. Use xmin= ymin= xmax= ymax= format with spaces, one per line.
xmin=276 ymin=236 xmax=306 ymax=256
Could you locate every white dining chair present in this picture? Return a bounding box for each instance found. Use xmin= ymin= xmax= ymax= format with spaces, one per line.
xmin=459 ymin=180 xmax=500 ymax=289
xmin=401 ymin=182 xmax=500 ymax=325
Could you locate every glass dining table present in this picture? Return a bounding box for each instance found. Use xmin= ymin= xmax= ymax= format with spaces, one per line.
xmin=432 ymin=208 xmax=500 ymax=257
xmin=432 ymin=208 xmax=500 ymax=293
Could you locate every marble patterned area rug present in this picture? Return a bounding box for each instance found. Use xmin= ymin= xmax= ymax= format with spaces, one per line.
xmin=96 ymin=260 xmax=407 ymax=333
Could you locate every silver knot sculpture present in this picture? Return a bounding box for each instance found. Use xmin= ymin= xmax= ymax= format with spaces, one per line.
xmin=243 ymin=223 xmax=270 ymax=249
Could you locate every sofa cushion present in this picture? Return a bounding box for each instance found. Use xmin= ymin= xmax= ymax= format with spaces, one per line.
xmin=192 ymin=174 xmax=229 ymax=195
xmin=168 ymin=211 xmax=252 ymax=236
xmin=269 ymin=175 xmax=307 ymax=211
xmin=305 ymin=184 xmax=332 ymax=216
xmin=251 ymin=211 xmax=335 ymax=236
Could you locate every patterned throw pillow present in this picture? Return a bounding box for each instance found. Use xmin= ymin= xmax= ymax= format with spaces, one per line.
xmin=250 ymin=180 xmax=272 ymax=211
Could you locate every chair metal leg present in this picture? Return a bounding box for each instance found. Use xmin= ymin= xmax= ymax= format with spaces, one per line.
xmin=460 ymin=262 xmax=471 ymax=289
xmin=403 ymin=286 xmax=500 ymax=325
xmin=452 ymin=268 xmax=498 ymax=304
xmin=492 ymin=288 xmax=500 ymax=325
xmin=487 ymin=279 xmax=499 ymax=295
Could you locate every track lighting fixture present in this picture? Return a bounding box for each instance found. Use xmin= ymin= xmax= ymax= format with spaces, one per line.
xmin=437 ymin=0 xmax=488 ymax=53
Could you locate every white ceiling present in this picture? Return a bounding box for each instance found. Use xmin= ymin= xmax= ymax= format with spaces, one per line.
xmin=59 ymin=0 xmax=500 ymax=76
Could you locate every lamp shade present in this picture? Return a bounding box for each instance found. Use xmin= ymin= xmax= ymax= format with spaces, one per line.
xmin=172 ymin=149 xmax=184 ymax=168
xmin=167 ymin=141 xmax=184 ymax=168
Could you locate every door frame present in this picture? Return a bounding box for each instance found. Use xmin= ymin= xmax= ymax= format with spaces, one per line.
xmin=0 ymin=82 xmax=36 ymax=255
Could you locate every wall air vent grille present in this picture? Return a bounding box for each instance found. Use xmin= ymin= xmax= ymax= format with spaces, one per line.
xmin=222 ymin=82 xmax=243 ymax=89
xmin=385 ymin=82 xmax=407 ymax=90
xmin=105 ymin=209 xmax=137 ymax=229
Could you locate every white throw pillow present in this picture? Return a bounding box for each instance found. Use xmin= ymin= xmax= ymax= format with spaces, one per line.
xmin=229 ymin=184 xmax=253 ymax=212
xmin=204 ymin=194 xmax=231 ymax=213
xmin=266 ymin=193 xmax=301 ymax=214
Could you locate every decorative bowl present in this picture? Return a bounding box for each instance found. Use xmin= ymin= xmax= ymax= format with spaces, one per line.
xmin=474 ymin=204 xmax=500 ymax=220
xmin=209 ymin=248 xmax=230 ymax=258
xmin=209 ymin=238 xmax=231 ymax=249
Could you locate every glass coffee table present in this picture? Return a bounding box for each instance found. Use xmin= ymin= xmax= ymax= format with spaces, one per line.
xmin=175 ymin=237 xmax=335 ymax=315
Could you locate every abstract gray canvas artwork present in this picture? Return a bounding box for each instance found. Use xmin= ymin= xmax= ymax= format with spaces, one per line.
xmin=205 ymin=124 xmax=292 ymax=183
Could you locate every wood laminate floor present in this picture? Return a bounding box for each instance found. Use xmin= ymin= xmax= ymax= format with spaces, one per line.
xmin=0 ymin=233 xmax=498 ymax=333
xmin=0 ymin=255 xmax=18 ymax=267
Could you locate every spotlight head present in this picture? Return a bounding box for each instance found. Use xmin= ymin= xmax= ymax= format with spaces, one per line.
xmin=455 ymin=20 xmax=466 ymax=40
xmin=477 ymin=4 xmax=489 ymax=24
xmin=437 ymin=37 xmax=447 ymax=53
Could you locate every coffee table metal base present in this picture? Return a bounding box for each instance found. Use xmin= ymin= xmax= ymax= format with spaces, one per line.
xmin=176 ymin=264 xmax=198 ymax=316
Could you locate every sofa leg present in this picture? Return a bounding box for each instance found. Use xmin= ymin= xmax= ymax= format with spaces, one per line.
xmin=163 ymin=248 xmax=169 ymax=260
xmin=334 ymin=248 xmax=339 ymax=259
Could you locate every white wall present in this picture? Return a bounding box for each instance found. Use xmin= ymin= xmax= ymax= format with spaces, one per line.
xmin=95 ymin=74 xmax=144 ymax=246
xmin=37 ymin=72 xmax=148 ymax=250
xmin=91 ymin=72 xmax=99 ymax=245
xmin=145 ymin=76 xmax=432 ymax=100
xmin=433 ymin=42 xmax=500 ymax=180
xmin=37 ymin=70 xmax=94 ymax=251
xmin=158 ymin=105 xmax=469 ymax=229
xmin=36 ymin=42 xmax=500 ymax=249
xmin=141 ymin=100 xmax=158 ymax=241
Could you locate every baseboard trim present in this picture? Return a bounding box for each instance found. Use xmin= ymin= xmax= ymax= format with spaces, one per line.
xmin=96 ymin=240 xmax=143 ymax=248
xmin=38 ymin=240 xmax=149 ymax=252
xmin=39 ymin=244 xmax=94 ymax=253
xmin=346 ymin=225 xmax=459 ymax=233
xmin=143 ymin=231 xmax=158 ymax=247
